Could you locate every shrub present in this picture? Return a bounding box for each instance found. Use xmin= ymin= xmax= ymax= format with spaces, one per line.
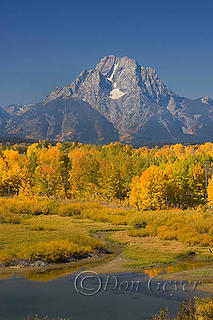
xmin=209 ymin=227 xmax=213 ymax=236
xmin=128 ymin=228 xmax=150 ymax=237
xmin=177 ymin=228 xmax=200 ymax=246
xmin=81 ymin=206 xmax=130 ymax=225
xmin=195 ymin=234 xmax=213 ymax=246
xmin=130 ymin=216 xmax=147 ymax=229
xmin=175 ymin=298 xmax=213 ymax=320
xmin=127 ymin=209 xmax=213 ymax=247
xmin=26 ymin=225 xmax=55 ymax=231
xmin=194 ymin=297 xmax=213 ymax=319
xmin=0 ymin=198 xmax=50 ymax=215
xmin=19 ymin=232 xmax=105 ymax=263
xmin=0 ymin=210 xmax=21 ymax=224
xmin=157 ymin=226 xmax=178 ymax=240
xmin=21 ymin=240 xmax=92 ymax=262
xmin=58 ymin=204 xmax=82 ymax=216
xmin=68 ymin=233 xmax=105 ymax=251
xmin=0 ymin=251 xmax=14 ymax=265
xmin=152 ymin=298 xmax=213 ymax=320
xmin=152 ymin=308 xmax=170 ymax=320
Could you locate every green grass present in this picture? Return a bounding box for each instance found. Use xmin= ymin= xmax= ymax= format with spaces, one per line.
xmin=0 ymin=198 xmax=213 ymax=278
xmin=110 ymin=230 xmax=201 ymax=268
xmin=0 ymin=214 xmax=113 ymax=264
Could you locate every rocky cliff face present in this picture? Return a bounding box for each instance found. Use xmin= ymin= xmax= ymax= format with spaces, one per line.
xmin=5 ymin=98 xmax=119 ymax=144
xmin=0 ymin=106 xmax=11 ymax=135
xmin=1 ymin=55 xmax=213 ymax=145
xmin=3 ymin=104 xmax=32 ymax=116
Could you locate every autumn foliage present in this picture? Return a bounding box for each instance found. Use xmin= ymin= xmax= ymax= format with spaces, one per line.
xmin=153 ymin=298 xmax=213 ymax=320
xmin=208 ymin=175 xmax=213 ymax=207
xmin=129 ymin=165 xmax=173 ymax=210
xmin=0 ymin=141 xmax=213 ymax=208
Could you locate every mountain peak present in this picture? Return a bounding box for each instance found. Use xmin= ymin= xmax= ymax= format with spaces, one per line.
xmin=43 ymin=55 xmax=176 ymax=110
xmin=5 ymin=54 xmax=209 ymax=146
xmin=201 ymin=96 xmax=212 ymax=104
xmin=96 ymin=55 xmax=138 ymax=73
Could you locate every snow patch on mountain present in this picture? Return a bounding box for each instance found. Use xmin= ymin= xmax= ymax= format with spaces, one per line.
xmin=107 ymin=63 xmax=118 ymax=82
xmin=110 ymin=88 xmax=126 ymax=99
xmin=201 ymin=96 xmax=212 ymax=104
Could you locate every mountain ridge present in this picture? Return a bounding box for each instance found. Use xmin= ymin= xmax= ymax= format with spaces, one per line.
xmin=1 ymin=55 xmax=213 ymax=145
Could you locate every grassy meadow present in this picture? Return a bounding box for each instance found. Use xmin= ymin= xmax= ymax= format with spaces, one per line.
xmin=0 ymin=198 xmax=213 ymax=275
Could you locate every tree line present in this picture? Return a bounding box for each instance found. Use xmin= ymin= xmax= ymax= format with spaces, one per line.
xmin=0 ymin=141 xmax=213 ymax=209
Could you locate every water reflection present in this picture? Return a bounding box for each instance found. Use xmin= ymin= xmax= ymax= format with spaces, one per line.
xmin=0 ymin=269 xmax=210 ymax=320
xmin=143 ymin=259 xmax=213 ymax=278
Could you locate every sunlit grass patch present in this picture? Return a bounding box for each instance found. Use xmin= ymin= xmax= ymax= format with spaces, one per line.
xmin=0 ymin=212 xmax=112 ymax=265
xmin=111 ymin=231 xmax=194 ymax=267
xmin=25 ymin=225 xmax=55 ymax=231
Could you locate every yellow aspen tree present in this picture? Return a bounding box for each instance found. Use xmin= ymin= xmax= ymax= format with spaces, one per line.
xmin=129 ymin=165 xmax=171 ymax=210
xmin=34 ymin=146 xmax=67 ymax=198
xmin=208 ymin=176 xmax=213 ymax=207
xmin=128 ymin=176 xmax=141 ymax=209
xmin=0 ymin=150 xmax=29 ymax=194
xmin=172 ymin=143 xmax=185 ymax=158
xmin=68 ymin=148 xmax=100 ymax=199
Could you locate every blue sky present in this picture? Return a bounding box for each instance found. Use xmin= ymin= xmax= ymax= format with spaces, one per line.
xmin=0 ymin=0 xmax=213 ymax=106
